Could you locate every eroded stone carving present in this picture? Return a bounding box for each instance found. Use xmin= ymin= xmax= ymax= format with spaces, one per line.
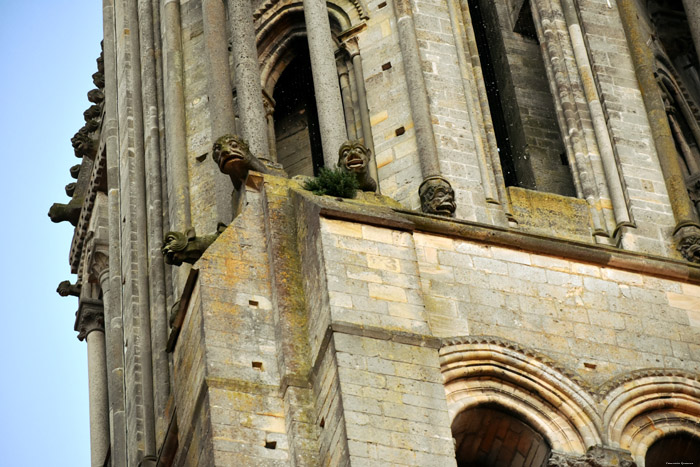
xmin=92 ymin=71 xmax=104 ymax=89
xmin=70 ymin=164 xmax=81 ymax=179
xmin=57 ymin=280 xmax=81 ymax=297
xmin=678 ymin=234 xmax=700 ymax=263
xmin=548 ymin=447 xmax=636 ymax=467
xmin=48 ymin=201 xmax=82 ymax=226
xmin=72 ymin=127 xmax=97 ymax=159
xmin=212 ymin=134 xmax=268 ymax=190
xmin=87 ymin=89 xmax=104 ymax=104
xmin=65 ymin=182 xmax=77 ymax=197
xmin=162 ymin=223 xmax=227 ymax=266
xmin=338 ymin=140 xmax=376 ymax=192
xmin=419 ymin=176 xmax=456 ymax=217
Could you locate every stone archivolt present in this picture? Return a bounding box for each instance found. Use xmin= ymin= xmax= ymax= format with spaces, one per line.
xmin=441 ymin=337 xmax=602 ymax=454
xmin=441 ymin=337 xmax=700 ymax=462
xmin=601 ymin=371 xmax=700 ymax=463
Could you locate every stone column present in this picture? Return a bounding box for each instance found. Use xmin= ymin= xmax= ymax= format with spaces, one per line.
xmin=161 ymin=0 xmax=193 ymax=287
xmin=618 ymin=0 xmax=700 ymax=262
xmin=560 ymin=0 xmax=632 ymax=232
xmin=93 ymin=249 xmax=127 ymax=467
xmin=303 ymin=0 xmax=348 ymax=167
xmin=202 ymin=0 xmax=236 ymax=140
xmin=391 ymin=0 xmax=456 ymax=216
xmin=682 ymin=0 xmax=700 ymax=67
xmin=263 ymin=93 xmax=278 ymax=162
xmin=338 ymin=65 xmax=356 ymax=140
xmin=227 ymin=0 xmax=270 ymax=159
xmin=350 ymin=49 xmax=380 ymax=191
xmin=76 ymin=298 xmax=110 ymax=467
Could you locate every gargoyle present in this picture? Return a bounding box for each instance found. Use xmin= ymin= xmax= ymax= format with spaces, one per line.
xmin=48 ymin=201 xmax=83 ymax=226
xmin=72 ymin=127 xmax=97 ymax=159
xmin=57 ymin=280 xmax=81 ymax=297
xmin=338 ymin=140 xmax=376 ymax=192
xmin=419 ymin=176 xmax=456 ymax=217
xmin=678 ymin=235 xmax=700 ymax=263
xmin=161 ymin=223 xmax=227 ymax=266
xmin=212 ymin=134 xmax=268 ymax=190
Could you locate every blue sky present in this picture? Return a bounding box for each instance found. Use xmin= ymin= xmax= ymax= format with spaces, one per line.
xmin=1 ymin=1 xmax=102 ymax=464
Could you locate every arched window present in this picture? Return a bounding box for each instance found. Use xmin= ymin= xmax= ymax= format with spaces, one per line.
xmin=258 ymin=4 xmax=372 ymax=178
xmin=453 ymin=404 xmax=551 ymax=467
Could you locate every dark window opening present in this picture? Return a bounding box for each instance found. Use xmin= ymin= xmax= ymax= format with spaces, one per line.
xmin=645 ymin=433 xmax=700 ymax=466
xmin=469 ymin=0 xmax=575 ymax=196
xmin=513 ymin=0 xmax=538 ymax=42
xmin=469 ymin=0 xmax=518 ymax=188
xmin=273 ymin=43 xmax=324 ymax=177
xmin=453 ymin=405 xmax=551 ymax=467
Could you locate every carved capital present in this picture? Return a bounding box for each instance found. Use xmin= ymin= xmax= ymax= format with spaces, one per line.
xmin=419 ymin=176 xmax=456 ymax=217
xmin=91 ymin=251 xmax=109 ymax=284
xmin=548 ymin=447 xmax=636 ymax=467
xmin=75 ymin=298 xmax=105 ymax=341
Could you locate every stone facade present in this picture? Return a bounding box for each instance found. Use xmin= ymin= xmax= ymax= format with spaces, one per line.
xmin=53 ymin=0 xmax=700 ymax=466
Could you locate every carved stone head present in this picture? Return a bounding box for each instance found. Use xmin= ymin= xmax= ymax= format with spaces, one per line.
xmin=338 ymin=140 xmax=377 ymax=192
xmin=56 ymin=280 xmax=81 ymax=297
xmin=48 ymin=202 xmax=81 ymax=226
xmin=338 ymin=141 xmax=370 ymax=175
xmin=212 ymin=134 xmax=251 ymax=177
xmin=161 ymin=229 xmax=195 ymax=266
xmin=72 ymin=128 xmax=96 ymax=159
xmin=419 ymin=176 xmax=456 ymax=217
xmin=678 ymin=235 xmax=700 ymax=263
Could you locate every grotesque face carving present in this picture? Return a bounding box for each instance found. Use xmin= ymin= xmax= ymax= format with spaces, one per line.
xmin=72 ymin=128 xmax=96 ymax=159
xmin=339 ymin=141 xmax=370 ymax=175
xmin=212 ymin=135 xmax=250 ymax=176
xmin=419 ymin=177 xmax=456 ymax=217
xmin=161 ymin=224 xmax=227 ymax=266
xmin=337 ymin=141 xmax=377 ymax=192
xmin=161 ymin=230 xmax=192 ymax=266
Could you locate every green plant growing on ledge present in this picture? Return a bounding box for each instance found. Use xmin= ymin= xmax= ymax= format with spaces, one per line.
xmin=302 ymin=167 xmax=360 ymax=199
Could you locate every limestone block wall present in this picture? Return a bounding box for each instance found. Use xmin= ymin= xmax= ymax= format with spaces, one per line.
xmin=316 ymin=216 xmax=700 ymax=387
xmin=172 ymin=188 xmax=291 ymax=466
xmin=162 ymin=176 xmax=700 ymax=465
